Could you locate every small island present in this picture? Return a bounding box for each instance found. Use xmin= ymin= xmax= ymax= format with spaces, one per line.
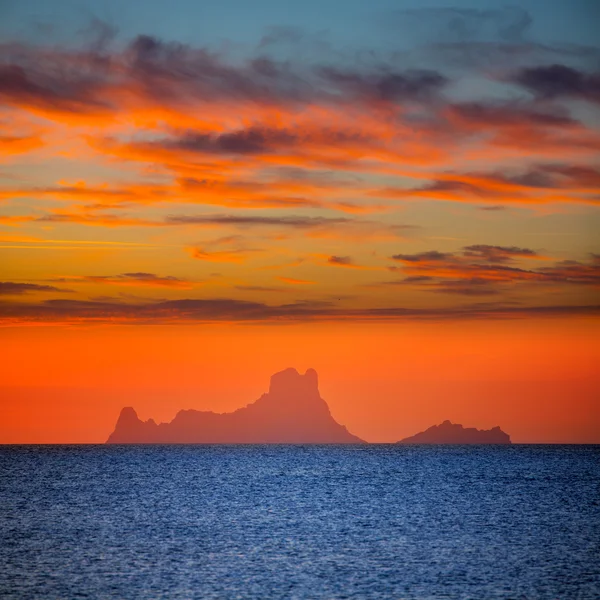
xmin=397 ymin=420 xmax=511 ymax=444
xmin=106 ymin=368 xmax=364 ymax=444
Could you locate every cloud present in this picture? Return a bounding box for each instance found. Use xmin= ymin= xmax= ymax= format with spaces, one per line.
xmin=327 ymin=255 xmax=355 ymax=267
xmin=0 ymin=295 xmax=597 ymax=325
xmin=387 ymin=246 xmax=600 ymax=292
xmin=166 ymin=214 xmax=350 ymax=228
xmin=513 ymin=64 xmax=600 ymax=103
xmin=374 ymin=160 xmax=600 ymax=206
xmin=479 ymin=205 xmax=506 ymax=211
xmin=391 ymin=251 xmax=454 ymax=263
xmin=150 ymin=126 xmax=375 ymax=157
xmin=28 ymin=211 xmax=347 ymax=230
xmin=0 ymin=22 xmax=598 ymax=328
xmin=317 ymin=67 xmax=448 ymax=102
xmin=35 ymin=213 xmax=154 ymax=227
xmin=427 ymin=278 xmax=501 ymax=296
xmin=0 ymin=33 xmax=446 ymax=134
xmin=51 ymin=273 xmax=194 ymax=289
xmin=0 ymin=215 xmax=38 ymax=225
xmin=0 ymin=62 xmax=110 ymax=118
xmin=447 ymin=101 xmax=576 ymax=129
xmin=462 ymin=244 xmax=543 ymax=262
xmin=0 ymin=133 xmax=44 ymax=157
xmin=2 ymin=210 xmax=410 ymax=242
xmin=1 ymin=30 xmax=599 ymax=221
xmin=538 ymin=256 xmax=600 ymax=285
xmin=0 ymin=178 xmax=326 ymax=211
xmin=0 ymin=282 xmax=74 ymax=295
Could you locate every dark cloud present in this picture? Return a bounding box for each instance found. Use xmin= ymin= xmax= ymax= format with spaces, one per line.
xmin=369 ymin=275 xmax=497 ymax=295
xmin=157 ymin=126 xmax=369 ymax=156
xmin=379 ymin=162 xmax=600 ymax=206
xmin=429 ymin=278 xmax=499 ymax=296
xmin=384 ymin=247 xmax=600 ymax=295
xmin=0 ymin=31 xmax=449 ymax=119
xmin=408 ymin=179 xmax=509 ymax=200
xmin=403 ymin=275 xmax=434 ymax=283
xmin=0 ymin=63 xmax=109 ymax=115
xmin=125 ymin=33 xmax=450 ymax=105
xmin=541 ymin=165 xmax=600 ymax=188
xmin=0 ymin=296 xmax=598 ymax=324
xmin=30 ymin=212 xmax=411 ymax=240
xmin=539 ymin=259 xmax=600 ymax=285
xmin=366 ymin=275 xmax=433 ymax=286
xmin=121 ymin=34 xmax=318 ymax=105
xmin=463 ymin=244 xmax=539 ymax=262
xmin=176 ymin=128 xmax=293 ymax=155
xmin=469 ymin=164 xmax=600 ymax=194
xmin=318 ymin=67 xmax=448 ymax=102
xmin=514 ymin=64 xmax=600 ymax=103
xmin=49 ymin=273 xmax=192 ymax=288
xmin=448 ymin=101 xmax=576 ymax=128
xmin=33 ymin=212 xmax=350 ymax=229
xmin=391 ymin=251 xmax=454 ymax=263
xmin=36 ymin=213 xmax=152 ymax=227
xmin=165 ymin=214 xmax=350 ymax=228
xmin=327 ymin=255 xmax=354 ymax=266
xmin=0 ymin=282 xmax=73 ymax=295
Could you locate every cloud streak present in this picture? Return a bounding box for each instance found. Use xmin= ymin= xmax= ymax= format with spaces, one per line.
xmin=49 ymin=273 xmax=194 ymax=289
xmin=0 ymin=296 xmax=597 ymax=325
xmin=0 ymin=282 xmax=74 ymax=295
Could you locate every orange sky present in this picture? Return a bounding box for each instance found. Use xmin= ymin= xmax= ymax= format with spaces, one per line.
xmin=1 ymin=317 xmax=598 ymax=443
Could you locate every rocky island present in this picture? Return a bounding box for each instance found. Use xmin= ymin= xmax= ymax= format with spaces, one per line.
xmin=397 ymin=420 xmax=511 ymax=444
xmin=107 ymin=367 xmax=364 ymax=444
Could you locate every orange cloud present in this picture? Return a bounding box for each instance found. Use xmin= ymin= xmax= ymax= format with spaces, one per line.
xmin=0 ymin=133 xmax=44 ymax=157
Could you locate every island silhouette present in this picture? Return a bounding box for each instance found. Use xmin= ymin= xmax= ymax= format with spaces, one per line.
xmin=107 ymin=368 xmax=365 ymax=443
xmin=397 ymin=420 xmax=511 ymax=444
xmin=107 ymin=368 xmax=512 ymax=444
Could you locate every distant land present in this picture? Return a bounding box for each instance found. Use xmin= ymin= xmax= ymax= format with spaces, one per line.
xmin=397 ymin=420 xmax=512 ymax=444
xmin=107 ymin=368 xmax=364 ymax=443
xmin=107 ymin=369 xmax=512 ymax=444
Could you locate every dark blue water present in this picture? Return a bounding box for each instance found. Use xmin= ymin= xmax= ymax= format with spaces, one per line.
xmin=0 ymin=445 xmax=599 ymax=599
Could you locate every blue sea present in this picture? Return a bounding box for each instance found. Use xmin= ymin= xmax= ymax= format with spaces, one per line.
xmin=0 ymin=445 xmax=599 ymax=599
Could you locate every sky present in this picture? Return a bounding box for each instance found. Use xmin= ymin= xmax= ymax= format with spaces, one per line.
xmin=0 ymin=0 xmax=598 ymax=443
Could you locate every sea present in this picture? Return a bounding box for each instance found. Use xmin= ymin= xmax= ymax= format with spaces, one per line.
xmin=0 ymin=445 xmax=598 ymax=599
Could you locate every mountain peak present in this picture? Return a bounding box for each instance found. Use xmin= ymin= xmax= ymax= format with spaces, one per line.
xmin=120 ymin=406 xmax=137 ymax=416
xmin=107 ymin=406 xmax=157 ymax=444
xmin=269 ymin=367 xmax=319 ymax=397
xmin=116 ymin=406 xmax=140 ymax=425
xmin=107 ymin=368 xmax=363 ymax=444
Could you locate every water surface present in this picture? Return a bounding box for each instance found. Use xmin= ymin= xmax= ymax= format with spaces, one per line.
xmin=1 ymin=445 xmax=599 ymax=599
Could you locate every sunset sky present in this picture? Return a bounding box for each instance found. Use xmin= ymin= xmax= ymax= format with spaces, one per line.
xmin=1 ymin=0 xmax=598 ymax=443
